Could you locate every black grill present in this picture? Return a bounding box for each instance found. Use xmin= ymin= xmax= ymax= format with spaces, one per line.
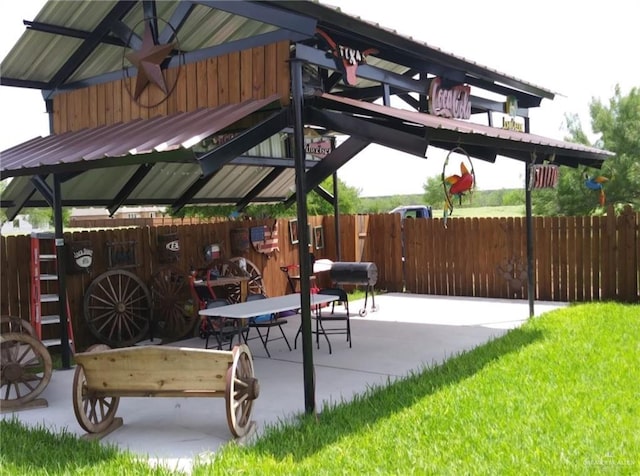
xmin=329 ymin=262 xmax=378 ymax=316
xmin=330 ymin=262 xmax=378 ymax=286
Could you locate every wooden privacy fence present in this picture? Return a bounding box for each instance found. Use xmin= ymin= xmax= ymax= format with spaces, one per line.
xmin=1 ymin=209 xmax=638 ymax=349
xmin=385 ymin=205 xmax=639 ymax=302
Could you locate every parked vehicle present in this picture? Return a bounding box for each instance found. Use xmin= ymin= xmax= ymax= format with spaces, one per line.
xmin=389 ymin=205 xmax=433 ymax=219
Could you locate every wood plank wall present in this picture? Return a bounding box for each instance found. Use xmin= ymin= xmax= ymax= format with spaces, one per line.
xmin=2 ymin=209 xmax=638 ymax=350
xmin=52 ymin=41 xmax=291 ymax=134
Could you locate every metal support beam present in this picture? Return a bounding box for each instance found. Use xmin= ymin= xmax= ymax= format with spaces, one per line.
xmin=5 ymin=182 xmax=37 ymax=221
xmin=47 ymin=1 xmax=137 ymax=93
xmin=285 ymin=136 xmax=370 ymax=206
xmin=31 ymin=175 xmax=54 ymax=207
xmin=24 ymin=20 xmax=125 ymax=46
xmin=235 ymin=168 xmax=287 ymax=211
xmin=291 ymin=58 xmax=316 ymax=415
xmin=313 ymin=185 xmax=334 ymax=205
xmin=524 ymin=116 xmax=535 ymax=318
xmin=306 ymin=107 xmax=427 ymax=158
xmin=333 ymin=171 xmax=341 ymax=261
xmin=108 ymin=163 xmax=154 ymax=216
xmin=52 ymin=175 xmax=72 ymax=369
xmin=198 ymin=109 xmax=290 ymax=177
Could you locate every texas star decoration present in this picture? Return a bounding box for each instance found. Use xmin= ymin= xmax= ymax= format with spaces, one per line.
xmin=125 ymin=22 xmax=174 ymax=100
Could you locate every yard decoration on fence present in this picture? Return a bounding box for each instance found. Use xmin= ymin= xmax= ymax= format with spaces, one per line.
xmin=442 ymin=146 xmax=475 ymax=227
xmin=250 ymin=221 xmax=279 ymax=256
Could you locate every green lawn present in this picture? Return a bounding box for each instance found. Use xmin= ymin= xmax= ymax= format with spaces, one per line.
xmin=2 ymin=302 xmax=638 ymax=475
xmin=443 ymin=205 xmax=525 ymax=218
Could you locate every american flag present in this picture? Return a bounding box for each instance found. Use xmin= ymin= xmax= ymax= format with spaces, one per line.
xmin=532 ymin=164 xmax=559 ymax=189
xmin=250 ymin=224 xmax=279 ymax=255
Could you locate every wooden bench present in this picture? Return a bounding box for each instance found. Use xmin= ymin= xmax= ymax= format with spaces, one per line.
xmin=72 ymin=343 xmax=259 ymax=440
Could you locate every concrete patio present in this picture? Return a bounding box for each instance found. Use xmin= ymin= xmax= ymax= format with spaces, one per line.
xmin=1 ymin=293 xmax=566 ymax=473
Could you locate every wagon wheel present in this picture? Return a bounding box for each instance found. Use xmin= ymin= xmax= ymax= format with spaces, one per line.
xmin=225 ymin=344 xmax=259 ymax=438
xmin=0 ymin=316 xmax=36 ymax=338
xmin=229 ymin=257 xmax=266 ymax=296
xmin=83 ymin=269 xmax=151 ymax=347
xmin=150 ymin=266 xmax=197 ymax=341
xmin=72 ymin=344 xmax=120 ymax=433
xmin=0 ymin=332 xmax=52 ymax=409
xmin=216 ymin=259 xmax=249 ymax=303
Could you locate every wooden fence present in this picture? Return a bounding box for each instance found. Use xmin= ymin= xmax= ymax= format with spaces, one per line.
xmin=1 ymin=208 xmax=638 ymax=349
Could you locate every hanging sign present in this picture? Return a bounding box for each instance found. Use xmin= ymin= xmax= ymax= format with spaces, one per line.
xmin=428 ymin=77 xmax=471 ymax=119
xmin=305 ymin=138 xmax=333 ymax=158
xmin=316 ymin=29 xmax=378 ymax=86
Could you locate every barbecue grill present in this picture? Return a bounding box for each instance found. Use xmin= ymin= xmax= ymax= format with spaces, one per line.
xmin=329 ymin=262 xmax=378 ymax=316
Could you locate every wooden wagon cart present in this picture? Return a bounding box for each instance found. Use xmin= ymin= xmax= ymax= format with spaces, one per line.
xmin=72 ymin=343 xmax=259 ymax=439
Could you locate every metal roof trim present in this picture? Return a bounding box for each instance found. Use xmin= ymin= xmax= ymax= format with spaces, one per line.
xmin=315 ymin=92 xmax=614 ymax=159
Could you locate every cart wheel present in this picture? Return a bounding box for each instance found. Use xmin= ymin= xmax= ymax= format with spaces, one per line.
xmin=359 ymin=308 xmax=367 ymax=317
xmin=72 ymin=344 xmax=120 ymax=433
xmin=225 ymin=344 xmax=259 ymax=438
xmin=0 ymin=332 xmax=52 ymax=409
xmin=229 ymin=257 xmax=266 ymax=296
xmin=150 ymin=266 xmax=197 ymax=341
xmin=83 ymin=269 xmax=151 ymax=347
xmin=216 ymin=259 xmax=248 ymax=303
xmin=0 ymin=316 xmax=36 ymax=338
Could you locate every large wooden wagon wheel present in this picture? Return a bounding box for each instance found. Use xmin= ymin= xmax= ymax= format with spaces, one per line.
xmin=225 ymin=344 xmax=259 ymax=438
xmin=83 ymin=269 xmax=151 ymax=347
xmin=150 ymin=266 xmax=196 ymax=341
xmin=1 ymin=316 xmax=36 ymax=338
xmin=0 ymin=331 xmax=53 ymax=409
xmin=215 ymin=259 xmax=249 ymax=303
xmin=72 ymin=344 xmax=120 ymax=433
xmin=229 ymin=257 xmax=266 ymax=296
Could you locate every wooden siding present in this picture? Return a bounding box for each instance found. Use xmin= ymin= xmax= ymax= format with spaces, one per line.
xmin=52 ymin=41 xmax=291 ymax=133
xmin=2 ymin=209 xmax=638 ymax=350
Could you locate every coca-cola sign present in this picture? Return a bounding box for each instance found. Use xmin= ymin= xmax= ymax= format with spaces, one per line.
xmin=428 ymin=77 xmax=471 ymax=119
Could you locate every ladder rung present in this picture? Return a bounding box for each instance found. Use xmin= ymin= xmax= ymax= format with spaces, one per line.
xmin=41 ymin=315 xmax=61 ymax=325
xmin=42 ymin=338 xmax=74 ymax=348
xmin=41 ymin=294 xmax=60 ymax=303
xmin=39 ymin=254 xmax=57 ymax=260
xmin=40 ymin=274 xmax=59 ymax=281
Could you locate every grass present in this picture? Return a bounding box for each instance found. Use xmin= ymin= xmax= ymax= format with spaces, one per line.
xmin=1 ymin=302 xmax=638 ymax=475
xmin=443 ymin=205 xmax=525 ymax=218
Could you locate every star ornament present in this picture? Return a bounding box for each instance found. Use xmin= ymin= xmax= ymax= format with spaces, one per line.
xmin=126 ymin=22 xmax=174 ymax=100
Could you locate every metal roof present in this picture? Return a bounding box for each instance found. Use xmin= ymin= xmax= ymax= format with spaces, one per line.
xmin=1 ymin=0 xmax=555 ymax=103
xmin=312 ymin=93 xmax=613 ymax=167
xmin=0 ymin=95 xmax=303 ymax=213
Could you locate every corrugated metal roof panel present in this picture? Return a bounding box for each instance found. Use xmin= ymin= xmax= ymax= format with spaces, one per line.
xmin=0 ymin=94 xmax=282 ymax=177
xmin=316 ymin=92 xmax=614 ymax=161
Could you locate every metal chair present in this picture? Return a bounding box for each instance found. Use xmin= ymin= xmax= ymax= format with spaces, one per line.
xmin=314 ymin=287 xmax=351 ymax=354
xmin=243 ymin=294 xmax=292 ymax=358
xmin=200 ymin=298 xmax=241 ymax=350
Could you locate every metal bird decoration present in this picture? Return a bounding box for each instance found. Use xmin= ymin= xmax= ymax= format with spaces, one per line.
xmin=584 ymin=173 xmax=609 ymax=206
xmin=442 ymin=147 xmax=475 ymax=227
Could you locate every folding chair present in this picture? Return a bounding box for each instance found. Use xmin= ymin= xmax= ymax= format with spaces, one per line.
xmin=243 ymin=293 xmax=292 ymax=358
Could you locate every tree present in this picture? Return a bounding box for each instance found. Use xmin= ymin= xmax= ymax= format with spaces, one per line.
xmin=533 ymin=86 xmax=640 ymax=216
xmin=306 ymin=176 xmax=361 ymax=215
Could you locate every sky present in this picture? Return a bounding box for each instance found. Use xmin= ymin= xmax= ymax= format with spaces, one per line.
xmin=1 ymin=0 xmax=638 ymax=197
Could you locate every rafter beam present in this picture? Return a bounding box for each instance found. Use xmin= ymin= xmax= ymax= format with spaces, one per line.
xmin=107 ymin=163 xmax=154 ymax=216
xmin=235 ymin=167 xmax=287 ymax=210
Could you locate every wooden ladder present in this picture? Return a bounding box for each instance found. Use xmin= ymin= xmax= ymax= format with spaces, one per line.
xmin=30 ymin=232 xmax=75 ymax=352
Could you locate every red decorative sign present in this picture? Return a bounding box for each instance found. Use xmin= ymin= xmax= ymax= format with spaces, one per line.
xmin=305 ymin=139 xmax=333 ymax=158
xmin=428 ymin=77 xmax=471 ymax=119
xmin=316 ymin=29 xmax=378 ymax=86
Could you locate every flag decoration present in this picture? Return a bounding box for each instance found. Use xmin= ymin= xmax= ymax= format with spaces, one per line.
xmin=532 ymin=164 xmax=559 ymax=189
xmin=250 ymin=223 xmax=279 ymax=255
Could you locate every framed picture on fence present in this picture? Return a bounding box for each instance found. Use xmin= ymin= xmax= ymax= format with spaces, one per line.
xmin=313 ymin=226 xmax=324 ymax=249
xmin=289 ymin=219 xmax=299 ymax=245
